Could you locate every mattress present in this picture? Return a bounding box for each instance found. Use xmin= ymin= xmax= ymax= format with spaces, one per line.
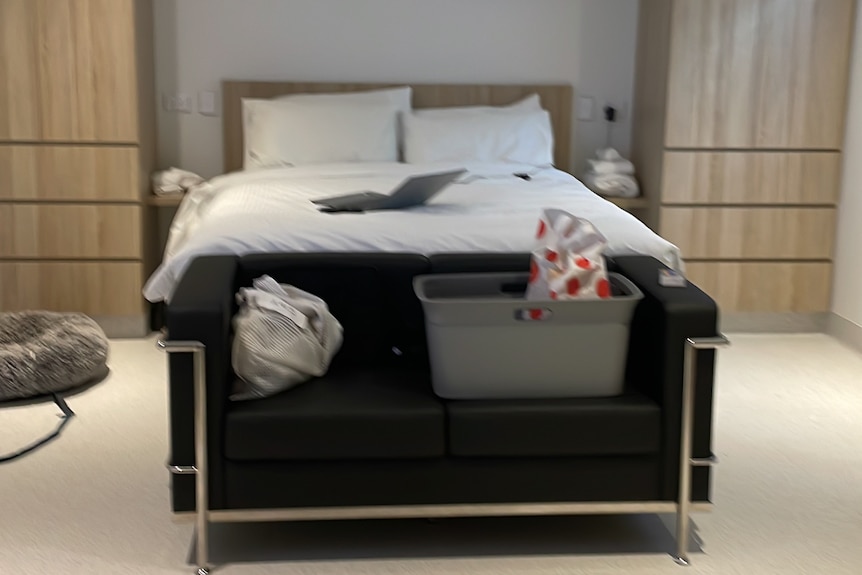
xmin=143 ymin=162 xmax=681 ymax=302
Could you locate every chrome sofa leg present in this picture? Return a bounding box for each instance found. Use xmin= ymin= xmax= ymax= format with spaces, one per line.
xmin=674 ymin=335 xmax=729 ymax=566
xmin=158 ymin=340 xmax=210 ymax=574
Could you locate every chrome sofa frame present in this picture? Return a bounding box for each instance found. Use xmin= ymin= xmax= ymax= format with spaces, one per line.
xmin=159 ymin=335 xmax=729 ymax=574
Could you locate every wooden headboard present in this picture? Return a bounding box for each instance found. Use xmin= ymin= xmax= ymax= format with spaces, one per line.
xmin=222 ymin=81 xmax=573 ymax=174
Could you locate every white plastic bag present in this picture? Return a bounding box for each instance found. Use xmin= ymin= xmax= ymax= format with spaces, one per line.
xmin=526 ymin=209 xmax=612 ymax=301
xmin=231 ymin=275 xmax=343 ymax=400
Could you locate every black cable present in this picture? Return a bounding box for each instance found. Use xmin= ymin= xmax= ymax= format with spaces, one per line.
xmin=0 ymin=394 xmax=76 ymax=464
xmin=604 ymin=105 xmax=617 ymax=149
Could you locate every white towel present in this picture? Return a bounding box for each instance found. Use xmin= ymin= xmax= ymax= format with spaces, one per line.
xmin=152 ymin=167 xmax=205 ymax=196
xmin=153 ymin=184 xmax=185 ymax=197
xmin=596 ymin=148 xmax=624 ymax=162
xmin=584 ymin=172 xmax=640 ymax=198
xmin=587 ymin=158 xmax=635 ymax=176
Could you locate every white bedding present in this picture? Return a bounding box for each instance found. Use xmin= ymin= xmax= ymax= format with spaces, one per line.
xmin=143 ymin=162 xmax=681 ymax=302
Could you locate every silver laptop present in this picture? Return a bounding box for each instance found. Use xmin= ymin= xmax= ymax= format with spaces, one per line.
xmin=311 ymin=169 xmax=466 ymax=213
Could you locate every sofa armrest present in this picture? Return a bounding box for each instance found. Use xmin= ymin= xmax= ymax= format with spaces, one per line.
xmin=165 ymin=255 xmax=239 ymax=511
xmin=611 ymin=256 xmax=719 ymax=501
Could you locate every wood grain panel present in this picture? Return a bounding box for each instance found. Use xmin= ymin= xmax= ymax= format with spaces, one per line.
xmin=0 ymin=145 xmax=138 ymax=201
xmin=686 ymin=262 xmax=832 ymax=312
xmin=0 ymin=0 xmax=41 ymax=139
xmin=661 ymin=207 xmax=835 ymax=259
xmin=0 ymin=261 xmax=144 ymax=315
xmin=0 ymin=205 xmax=141 ymax=258
xmin=1 ymin=0 xmax=141 ymax=141
xmin=134 ymin=0 xmax=159 ymax=277
xmin=35 ymin=0 xmax=79 ymax=140
xmin=82 ymin=0 xmax=138 ymax=141
xmin=666 ymin=0 xmax=854 ymax=149
xmin=630 ymin=0 xmax=673 ymax=230
xmin=662 ymin=151 xmax=842 ymax=205
xmin=33 ymin=0 xmax=137 ymax=142
xmin=221 ymin=81 xmax=573 ymax=174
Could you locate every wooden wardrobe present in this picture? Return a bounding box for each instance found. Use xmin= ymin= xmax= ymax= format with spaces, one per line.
xmin=632 ymin=0 xmax=856 ymax=317
xmin=0 ymin=0 xmax=155 ymax=336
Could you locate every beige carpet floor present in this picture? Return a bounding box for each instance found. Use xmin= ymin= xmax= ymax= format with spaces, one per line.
xmin=1 ymin=333 xmax=861 ymax=574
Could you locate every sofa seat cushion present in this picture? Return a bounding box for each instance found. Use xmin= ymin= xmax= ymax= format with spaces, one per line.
xmin=225 ymin=367 xmax=445 ymax=461
xmin=446 ymin=391 xmax=661 ymax=458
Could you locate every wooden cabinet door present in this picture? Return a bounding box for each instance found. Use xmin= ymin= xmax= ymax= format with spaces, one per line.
xmin=665 ymin=0 xmax=855 ymax=149
xmin=0 ymin=0 xmax=41 ymax=140
xmin=0 ymin=0 xmax=138 ymax=142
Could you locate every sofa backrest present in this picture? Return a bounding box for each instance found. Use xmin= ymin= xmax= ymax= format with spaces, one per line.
xmin=236 ymin=252 xmax=538 ymax=370
xmin=238 ymin=253 xmax=431 ymax=369
xmin=428 ymin=253 xmax=532 ymax=274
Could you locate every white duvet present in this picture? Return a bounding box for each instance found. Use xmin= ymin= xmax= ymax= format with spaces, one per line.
xmin=143 ymin=162 xmax=681 ymax=302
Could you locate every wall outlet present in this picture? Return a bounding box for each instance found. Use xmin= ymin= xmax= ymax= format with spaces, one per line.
xmin=175 ymin=93 xmax=194 ymax=114
xmin=161 ymin=92 xmax=194 ymax=114
xmin=603 ymin=100 xmax=629 ymax=123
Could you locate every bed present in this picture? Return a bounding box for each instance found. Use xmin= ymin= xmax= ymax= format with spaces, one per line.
xmin=144 ymin=81 xmax=681 ymax=302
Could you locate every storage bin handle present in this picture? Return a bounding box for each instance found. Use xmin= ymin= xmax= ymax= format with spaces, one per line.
xmin=515 ymin=308 xmax=554 ymax=321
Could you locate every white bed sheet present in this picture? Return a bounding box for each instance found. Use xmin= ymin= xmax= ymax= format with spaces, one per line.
xmin=143 ymin=162 xmax=680 ymax=302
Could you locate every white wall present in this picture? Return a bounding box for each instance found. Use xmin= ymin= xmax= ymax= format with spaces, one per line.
xmin=833 ymin=4 xmax=862 ymax=328
xmin=153 ymin=0 xmax=640 ymax=178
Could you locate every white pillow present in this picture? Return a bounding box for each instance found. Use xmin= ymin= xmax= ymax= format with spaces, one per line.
xmin=242 ymin=99 xmax=399 ymax=169
xmin=413 ymin=94 xmax=542 ymax=118
xmin=403 ymin=109 xmax=555 ymax=167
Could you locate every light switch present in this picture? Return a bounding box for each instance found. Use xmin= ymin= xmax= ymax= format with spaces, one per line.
xmin=175 ymin=93 xmax=194 ymax=114
xmin=577 ymin=95 xmax=596 ymax=122
xmin=199 ymin=91 xmax=218 ymax=116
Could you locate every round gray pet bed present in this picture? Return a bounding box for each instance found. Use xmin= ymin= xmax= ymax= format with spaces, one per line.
xmin=1 ymin=311 xmax=109 ymax=462
xmin=0 ymin=311 xmax=109 ymax=402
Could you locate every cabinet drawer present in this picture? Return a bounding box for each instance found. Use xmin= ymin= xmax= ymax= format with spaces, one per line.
xmin=0 ymin=204 xmax=141 ymax=259
xmin=662 ymin=152 xmax=841 ymax=205
xmin=0 ymin=145 xmax=139 ymax=201
xmin=685 ymin=262 xmax=832 ymax=313
xmin=660 ymin=207 xmax=835 ymax=260
xmin=0 ymin=261 xmax=144 ymax=316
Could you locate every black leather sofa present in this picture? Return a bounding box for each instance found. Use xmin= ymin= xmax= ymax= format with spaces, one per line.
xmin=163 ymin=252 xmax=720 ymax=571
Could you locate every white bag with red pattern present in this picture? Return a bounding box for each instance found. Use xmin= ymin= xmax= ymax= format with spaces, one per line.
xmin=526 ymin=208 xmax=612 ymax=301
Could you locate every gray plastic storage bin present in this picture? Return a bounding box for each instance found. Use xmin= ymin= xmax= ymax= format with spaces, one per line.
xmin=413 ymin=272 xmax=643 ymax=400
